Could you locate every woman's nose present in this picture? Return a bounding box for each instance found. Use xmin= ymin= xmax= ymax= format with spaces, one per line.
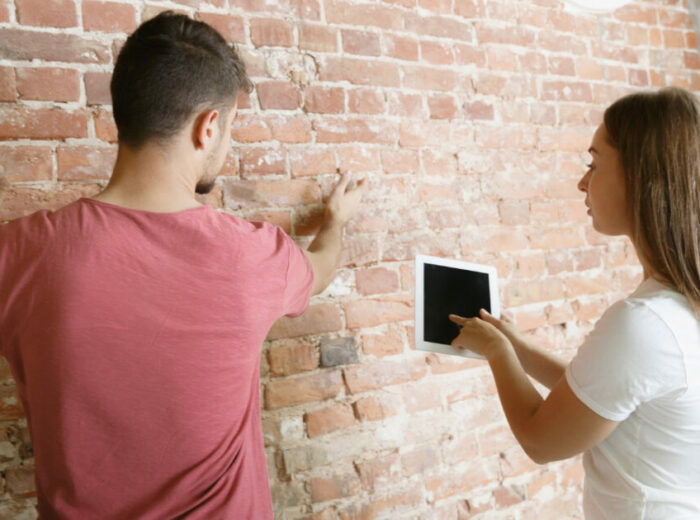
xmin=577 ymin=171 xmax=590 ymax=192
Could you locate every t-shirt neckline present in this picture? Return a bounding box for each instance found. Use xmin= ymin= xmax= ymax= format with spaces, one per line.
xmin=78 ymin=197 xmax=212 ymax=216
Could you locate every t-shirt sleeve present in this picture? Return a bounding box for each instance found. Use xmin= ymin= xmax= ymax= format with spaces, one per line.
xmin=278 ymin=228 xmax=314 ymax=318
xmin=565 ymin=299 xmax=686 ymax=422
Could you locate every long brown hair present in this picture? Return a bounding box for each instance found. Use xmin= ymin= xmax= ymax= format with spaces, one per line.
xmin=604 ymin=87 xmax=700 ymax=316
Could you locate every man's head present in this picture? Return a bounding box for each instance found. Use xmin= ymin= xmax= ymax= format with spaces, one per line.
xmin=110 ymin=11 xmax=253 ymax=192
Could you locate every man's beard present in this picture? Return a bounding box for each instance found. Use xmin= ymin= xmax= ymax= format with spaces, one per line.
xmin=195 ymin=177 xmax=216 ymax=195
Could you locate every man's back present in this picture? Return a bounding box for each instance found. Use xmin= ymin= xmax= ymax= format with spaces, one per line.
xmin=0 ymin=197 xmax=313 ymax=519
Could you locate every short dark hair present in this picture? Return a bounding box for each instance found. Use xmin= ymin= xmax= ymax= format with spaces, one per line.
xmin=111 ymin=11 xmax=253 ymax=148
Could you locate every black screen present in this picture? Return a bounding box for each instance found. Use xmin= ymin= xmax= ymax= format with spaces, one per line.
xmin=423 ymin=264 xmax=491 ymax=346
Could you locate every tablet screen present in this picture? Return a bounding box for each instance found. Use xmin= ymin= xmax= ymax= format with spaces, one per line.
xmin=423 ymin=263 xmax=492 ymax=346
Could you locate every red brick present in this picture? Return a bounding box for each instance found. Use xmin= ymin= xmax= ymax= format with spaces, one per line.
xmin=267 ymin=303 xmax=342 ymax=339
xmin=83 ymin=1 xmax=137 ymax=33
xmin=348 ymin=89 xmax=385 ymax=114
xmin=195 ymin=12 xmax=245 ymax=43
xmin=265 ymin=370 xmax=344 ymax=409
xmin=403 ymin=65 xmax=458 ymax=91
xmin=355 ymin=452 xmax=400 ymax=491
xmin=362 ymin=324 xmax=405 ymax=357
xmin=15 ymin=67 xmax=79 ymax=102
xmin=267 ymin=115 xmax=312 ymax=143
xmin=306 ymin=403 xmax=355 ymax=437
xmin=299 ymin=24 xmax=338 ymax=52
xmin=320 ymin=57 xmax=400 ymax=87
xmin=400 ymin=120 xmax=450 ymax=147
xmin=428 ymin=94 xmax=459 ymax=119
xmin=85 ymin=72 xmax=112 ymax=106
xmin=352 ymin=394 xmax=400 ymax=421
xmin=336 ymin=146 xmax=381 ymax=173
xmin=454 ymin=0 xmax=484 ymax=18
xmin=0 ymin=67 xmax=16 ymax=102
xmin=422 ymin=149 xmax=457 ymax=177
xmin=314 ymin=118 xmax=396 ymax=145
xmin=231 ymin=115 xmax=272 ymax=143
xmin=239 ymin=148 xmax=286 ymax=176
xmin=402 ymin=381 xmax=442 ymax=412
xmin=454 ymin=43 xmax=487 ymax=67
xmin=494 ymin=485 xmax=524 ymax=508
xmin=4 ymin=465 xmax=35 ymax=497
xmin=289 ymin=149 xmax=336 ymax=177
xmin=0 ymin=2 xmax=8 ymax=22
xmin=93 ymin=108 xmax=118 ymax=143
xmin=16 ymin=0 xmax=77 ymax=28
xmin=268 ymin=342 xmax=318 ymax=377
xmin=387 ymin=92 xmax=425 ymax=118
xmin=57 ymin=145 xmax=116 ymax=181
xmin=311 ymin=472 xmax=361 ymax=503
xmin=465 ymin=101 xmax=494 ymax=120
xmin=488 ymin=47 xmax=519 ymax=71
xmin=355 ymin=267 xmax=398 ymax=296
xmin=343 ymin=357 xmax=427 ymax=394
xmin=0 ymin=146 xmax=53 ymax=182
xmin=383 ymin=34 xmax=418 ymax=61
xmin=401 ymin=445 xmax=440 ymax=476
xmin=342 ymin=29 xmax=380 ymax=56
xmin=421 ymin=40 xmax=453 ymax=65
xmin=344 ymin=298 xmax=412 ymax=329
xmin=326 ymin=0 xmax=403 ymax=30
xmin=541 ymin=80 xmax=593 ymax=102
xmin=548 ymin=55 xmax=576 ymax=76
xmin=0 ymin=29 xmax=111 ymax=64
xmin=337 ymin=485 xmax=423 ymax=519
xmin=614 ymin=4 xmax=658 ymax=25
xmin=663 ymin=29 xmax=685 ymax=48
xmin=251 ymin=18 xmax=294 ymax=47
xmin=684 ymin=51 xmax=700 ymax=70
xmin=304 ymin=86 xmax=344 ymax=114
xmin=381 ymin=149 xmax=419 ymax=174
xmin=404 ymin=13 xmax=474 ymax=41
xmin=257 ymin=81 xmax=302 ymax=110
xmin=0 ymin=107 xmax=88 ymax=140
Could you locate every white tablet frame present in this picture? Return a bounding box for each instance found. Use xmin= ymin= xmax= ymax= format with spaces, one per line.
xmin=414 ymin=254 xmax=500 ymax=360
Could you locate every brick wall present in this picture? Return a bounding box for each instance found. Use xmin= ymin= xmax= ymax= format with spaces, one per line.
xmin=0 ymin=0 xmax=698 ymax=518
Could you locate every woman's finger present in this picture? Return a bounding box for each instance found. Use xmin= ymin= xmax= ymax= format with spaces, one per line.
xmin=448 ymin=314 xmax=468 ymax=325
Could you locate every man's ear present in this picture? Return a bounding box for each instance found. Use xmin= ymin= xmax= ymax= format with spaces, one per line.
xmin=192 ymin=109 xmax=220 ymax=151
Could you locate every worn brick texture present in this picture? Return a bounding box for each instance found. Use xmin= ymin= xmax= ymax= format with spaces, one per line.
xmin=1 ymin=0 xmax=699 ymax=518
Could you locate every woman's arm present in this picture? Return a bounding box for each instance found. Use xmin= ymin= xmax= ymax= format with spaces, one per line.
xmin=479 ymin=311 xmax=566 ymax=390
xmin=450 ymin=311 xmax=619 ymax=463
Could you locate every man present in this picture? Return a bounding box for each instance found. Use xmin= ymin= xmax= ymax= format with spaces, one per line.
xmin=0 ymin=11 xmax=364 ymax=519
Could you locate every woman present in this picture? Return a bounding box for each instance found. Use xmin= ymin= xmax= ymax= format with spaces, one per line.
xmin=450 ymin=87 xmax=700 ymax=519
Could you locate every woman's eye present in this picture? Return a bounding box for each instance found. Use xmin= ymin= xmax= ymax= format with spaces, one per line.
xmin=586 ymin=163 xmax=595 ymax=171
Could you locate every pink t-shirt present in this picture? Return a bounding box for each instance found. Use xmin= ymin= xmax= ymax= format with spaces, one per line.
xmin=0 ymin=198 xmax=313 ymax=519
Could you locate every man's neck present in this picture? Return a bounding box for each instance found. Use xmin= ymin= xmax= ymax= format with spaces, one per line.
xmin=92 ymin=143 xmax=202 ymax=213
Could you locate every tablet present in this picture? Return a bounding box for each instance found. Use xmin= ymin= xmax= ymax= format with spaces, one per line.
xmin=415 ymin=254 xmax=500 ymax=360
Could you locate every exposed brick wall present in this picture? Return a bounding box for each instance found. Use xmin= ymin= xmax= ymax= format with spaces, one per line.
xmin=0 ymin=0 xmax=698 ymax=518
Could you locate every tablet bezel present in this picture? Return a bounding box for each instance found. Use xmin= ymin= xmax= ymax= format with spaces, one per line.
xmin=414 ymin=254 xmax=500 ymax=360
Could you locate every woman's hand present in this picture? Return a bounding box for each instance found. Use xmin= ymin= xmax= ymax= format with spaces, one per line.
xmin=449 ymin=309 xmax=512 ymax=361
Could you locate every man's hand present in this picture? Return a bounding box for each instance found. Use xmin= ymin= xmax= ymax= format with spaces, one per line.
xmin=324 ymin=173 xmax=366 ymax=226
xmin=304 ymin=172 xmax=366 ymax=296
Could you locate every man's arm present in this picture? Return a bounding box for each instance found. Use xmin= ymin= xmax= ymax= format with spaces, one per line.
xmin=304 ymin=173 xmax=365 ymax=296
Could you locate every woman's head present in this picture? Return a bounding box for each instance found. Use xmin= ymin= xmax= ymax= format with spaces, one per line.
xmin=583 ymin=87 xmax=700 ymax=307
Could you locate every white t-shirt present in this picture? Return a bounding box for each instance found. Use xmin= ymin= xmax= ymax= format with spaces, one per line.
xmin=565 ymin=278 xmax=700 ymax=520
